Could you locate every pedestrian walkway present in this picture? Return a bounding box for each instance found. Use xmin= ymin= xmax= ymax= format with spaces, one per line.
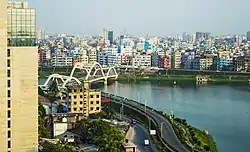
xmin=125 ymin=126 xmax=135 ymax=140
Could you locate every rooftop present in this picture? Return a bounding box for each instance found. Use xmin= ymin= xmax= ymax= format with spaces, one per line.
xmin=123 ymin=141 xmax=137 ymax=148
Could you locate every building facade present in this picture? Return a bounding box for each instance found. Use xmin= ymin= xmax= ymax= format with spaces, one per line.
xmin=133 ymin=55 xmax=151 ymax=68
xmin=68 ymin=82 xmax=101 ymax=118
xmin=0 ymin=1 xmax=38 ymax=151
xmin=171 ymin=51 xmax=181 ymax=69
xmin=158 ymin=55 xmax=171 ymax=69
xmin=52 ymin=53 xmax=72 ymax=67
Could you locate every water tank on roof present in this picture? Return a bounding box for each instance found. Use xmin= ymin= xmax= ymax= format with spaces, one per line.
xmin=62 ymin=117 xmax=67 ymax=123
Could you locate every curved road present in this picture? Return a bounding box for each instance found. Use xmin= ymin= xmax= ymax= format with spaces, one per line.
xmin=133 ymin=123 xmax=158 ymax=152
xmin=105 ymin=93 xmax=189 ymax=152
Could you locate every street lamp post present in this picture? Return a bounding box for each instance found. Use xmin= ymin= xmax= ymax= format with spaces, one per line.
xmin=120 ymin=101 xmax=123 ymax=120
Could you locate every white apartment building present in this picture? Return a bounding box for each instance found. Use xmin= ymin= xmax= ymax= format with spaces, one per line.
xmin=81 ymin=55 xmax=88 ymax=65
xmin=88 ymin=48 xmax=97 ymax=63
xmin=52 ymin=53 xmax=72 ymax=67
xmin=133 ymin=55 xmax=151 ymax=68
xmin=200 ymin=58 xmax=206 ymax=70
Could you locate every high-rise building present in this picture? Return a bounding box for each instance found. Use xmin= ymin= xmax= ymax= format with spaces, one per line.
xmin=102 ymin=28 xmax=108 ymax=41
xmin=247 ymin=31 xmax=250 ymax=41
xmin=0 ymin=1 xmax=38 ymax=151
xmin=108 ymin=30 xmax=114 ymax=45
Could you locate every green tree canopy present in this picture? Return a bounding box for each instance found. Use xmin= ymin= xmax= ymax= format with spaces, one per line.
xmin=38 ymin=103 xmax=50 ymax=138
xmin=42 ymin=143 xmax=75 ymax=152
xmin=76 ymin=120 xmax=125 ymax=151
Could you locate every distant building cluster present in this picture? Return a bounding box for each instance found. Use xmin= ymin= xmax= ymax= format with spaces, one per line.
xmin=37 ymin=29 xmax=250 ymax=72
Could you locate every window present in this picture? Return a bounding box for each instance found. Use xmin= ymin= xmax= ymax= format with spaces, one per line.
xmin=96 ymin=95 xmax=99 ymax=98
xmin=80 ymin=89 xmax=82 ymax=92
xmin=8 ymin=110 xmax=11 ymax=118
xmin=8 ymin=100 xmax=10 ymax=108
xmin=96 ymin=107 xmax=100 ymax=110
xmin=7 ymin=59 xmax=10 ymax=67
xmin=8 ymin=90 xmax=11 ymax=98
xmin=8 ymin=130 xmax=11 ymax=138
xmin=90 ymin=95 xmax=93 ymax=98
xmin=74 ymin=95 xmax=77 ymax=99
xmin=8 ymin=120 xmax=11 ymax=128
xmin=80 ymin=108 xmax=83 ymax=111
xmin=90 ymin=107 xmax=93 ymax=110
xmin=8 ymin=80 xmax=11 ymax=87
xmin=80 ymin=101 xmax=83 ymax=104
xmin=8 ymin=140 xmax=11 ymax=148
xmin=7 ymin=49 xmax=10 ymax=57
xmin=96 ymin=101 xmax=100 ymax=104
xmin=74 ymin=89 xmax=77 ymax=93
xmin=73 ymin=108 xmax=77 ymax=111
xmin=74 ymin=102 xmax=77 ymax=105
xmin=7 ymin=69 xmax=10 ymax=77
xmin=90 ymin=101 xmax=93 ymax=105
xmin=80 ymin=95 xmax=83 ymax=98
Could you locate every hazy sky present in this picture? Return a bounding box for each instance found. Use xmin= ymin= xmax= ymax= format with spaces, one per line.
xmin=28 ymin=0 xmax=250 ymax=36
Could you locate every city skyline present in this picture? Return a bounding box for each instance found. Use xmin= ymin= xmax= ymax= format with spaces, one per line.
xmin=29 ymin=0 xmax=250 ymax=36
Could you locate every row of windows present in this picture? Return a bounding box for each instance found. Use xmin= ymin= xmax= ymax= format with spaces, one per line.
xmin=7 ymin=49 xmax=11 ymax=150
xmin=72 ymin=94 xmax=100 ymax=99
xmin=70 ymin=107 xmax=100 ymax=112
xmin=72 ymin=101 xmax=100 ymax=105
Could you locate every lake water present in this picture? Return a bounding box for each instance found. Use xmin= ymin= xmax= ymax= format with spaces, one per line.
xmin=39 ymin=78 xmax=250 ymax=152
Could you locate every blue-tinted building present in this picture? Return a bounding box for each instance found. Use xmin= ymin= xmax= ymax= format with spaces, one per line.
xmin=151 ymin=51 xmax=158 ymax=67
xmin=108 ymin=30 xmax=114 ymax=45
xmin=97 ymin=52 xmax=118 ymax=66
xmin=192 ymin=57 xmax=200 ymax=70
xmin=181 ymin=54 xmax=192 ymax=69
xmin=144 ymin=41 xmax=151 ymax=51
xmin=217 ymin=57 xmax=233 ymax=70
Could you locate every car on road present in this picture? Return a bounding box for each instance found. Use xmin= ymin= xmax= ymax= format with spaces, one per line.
xmin=144 ymin=139 xmax=149 ymax=146
xmin=131 ymin=119 xmax=136 ymax=125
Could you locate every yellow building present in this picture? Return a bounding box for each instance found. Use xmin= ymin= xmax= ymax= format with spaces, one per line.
xmin=171 ymin=51 xmax=181 ymax=69
xmin=68 ymin=81 xmax=101 ymax=118
xmin=205 ymin=55 xmax=213 ymax=70
xmin=0 ymin=1 xmax=38 ymax=151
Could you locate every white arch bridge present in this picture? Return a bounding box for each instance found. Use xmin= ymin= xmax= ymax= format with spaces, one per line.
xmin=39 ymin=62 xmax=118 ymax=90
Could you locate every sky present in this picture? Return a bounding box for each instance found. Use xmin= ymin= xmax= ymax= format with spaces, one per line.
xmin=27 ymin=0 xmax=250 ymax=36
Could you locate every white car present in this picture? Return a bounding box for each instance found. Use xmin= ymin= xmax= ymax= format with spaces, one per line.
xmin=144 ymin=140 xmax=149 ymax=146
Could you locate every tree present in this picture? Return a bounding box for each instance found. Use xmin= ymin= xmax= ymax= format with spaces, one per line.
xmin=38 ymin=103 xmax=50 ymax=138
xmin=78 ymin=120 xmax=125 ymax=151
xmin=38 ymin=87 xmax=46 ymax=96
xmin=102 ymin=106 xmax=116 ymax=120
xmin=39 ymin=103 xmax=46 ymax=118
xmin=42 ymin=143 xmax=75 ymax=152
xmin=47 ymin=80 xmax=59 ymax=102
xmin=204 ymin=145 xmax=210 ymax=151
xmin=93 ymin=127 xmax=124 ymax=152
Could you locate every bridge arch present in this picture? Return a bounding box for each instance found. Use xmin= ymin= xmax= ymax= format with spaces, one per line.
xmin=106 ymin=67 xmax=118 ymax=78
xmin=85 ymin=62 xmax=106 ymax=80
xmin=43 ymin=74 xmax=64 ymax=86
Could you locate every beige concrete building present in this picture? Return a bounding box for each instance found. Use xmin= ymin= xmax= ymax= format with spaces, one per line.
xmin=0 ymin=1 xmax=38 ymax=151
xmin=68 ymin=81 xmax=101 ymax=118
xmin=171 ymin=51 xmax=181 ymax=69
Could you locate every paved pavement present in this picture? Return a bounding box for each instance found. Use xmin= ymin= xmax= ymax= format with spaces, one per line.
xmin=132 ymin=123 xmax=158 ymax=152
